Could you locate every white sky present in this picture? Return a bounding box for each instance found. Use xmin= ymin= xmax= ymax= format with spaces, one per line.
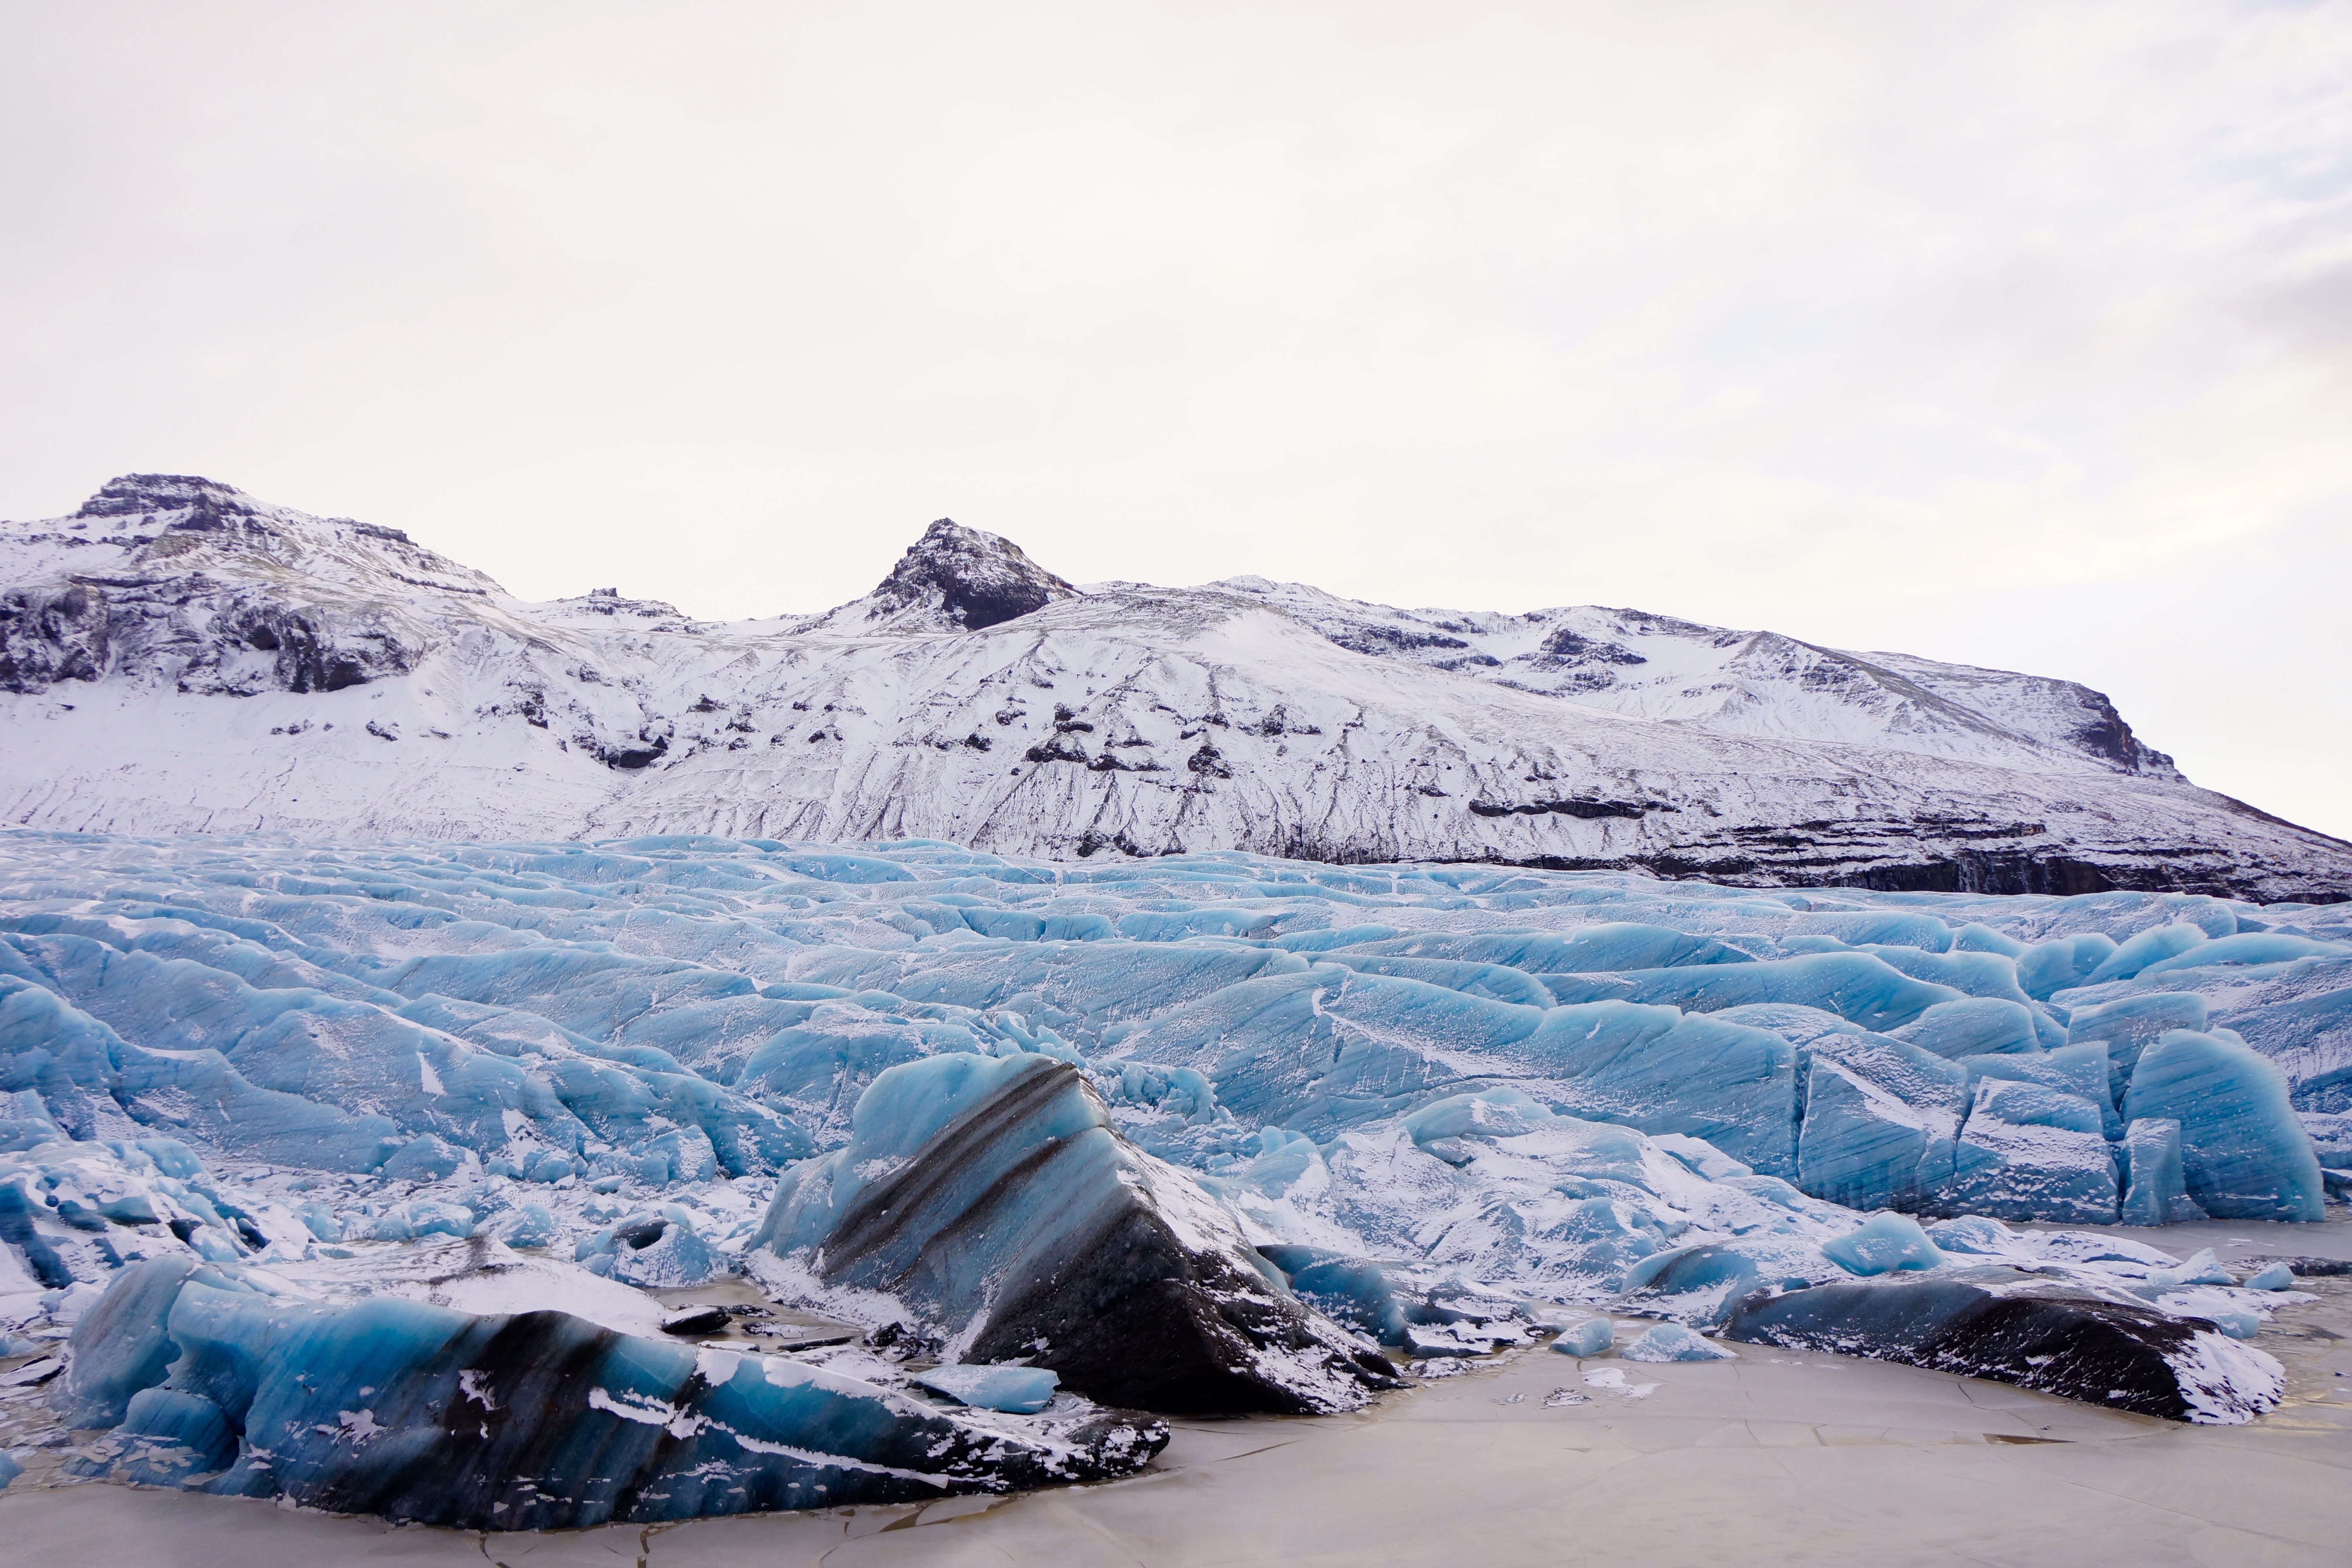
xmin=4 ymin=2 xmax=2348 ymax=838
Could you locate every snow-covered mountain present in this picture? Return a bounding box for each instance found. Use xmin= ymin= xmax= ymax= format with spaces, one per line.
xmin=2 ymin=473 xmax=2345 ymax=901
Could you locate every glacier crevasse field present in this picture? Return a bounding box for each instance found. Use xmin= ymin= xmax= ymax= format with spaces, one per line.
xmin=3 ymin=829 xmax=2349 ymax=1518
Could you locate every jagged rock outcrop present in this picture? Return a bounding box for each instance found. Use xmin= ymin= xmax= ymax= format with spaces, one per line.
xmin=845 ymin=517 xmax=1079 ymax=632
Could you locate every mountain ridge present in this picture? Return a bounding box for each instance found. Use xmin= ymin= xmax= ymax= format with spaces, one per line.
xmin=2 ymin=474 xmax=2344 ymax=901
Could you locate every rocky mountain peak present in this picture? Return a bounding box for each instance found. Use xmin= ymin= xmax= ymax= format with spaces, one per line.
xmin=75 ymin=473 xmax=261 ymax=521
xmin=864 ymin=518 xmax=1078 ymax=631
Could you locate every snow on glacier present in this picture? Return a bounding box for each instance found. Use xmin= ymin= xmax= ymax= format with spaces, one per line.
xmin=0 ymin=826 xmax=2342 ymax=1477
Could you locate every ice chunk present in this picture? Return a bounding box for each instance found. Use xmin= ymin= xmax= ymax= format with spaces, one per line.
xmin=1621 ymin=1322 xmax=1735 ymax=1362
xmin=1350 ymin=924 xmax=1751 ymax=974
xmin=1619 ymin=1235 xmax=1840 ymax=1325
xmin=65 ymin=1278 xmax=1163 ymax=1526
xmin=1546 ymin=953 xmax=1962 ymax=1033
xmin=2244 ymin=1262 xmax=2296 ymax=1290
xmin=1724 ymin=1267 xmax=2283 ymax=1423
xmin=2067 ymin=992 xmax=2208 ymax=1098
xmin=380 ymin=1135 xmax=466 ymax=1181
xmin=578 ymin=1209 xmax=724 ymax=1287
xmin=2120 ymin=1118 xmax=2206 ymax=1226
xmin=2147 ymin=1248 xmax=2235 ymax=1289
xmin=1256 ymin=1245 xmax=1409 ymax=1342
xmin=1821 ymin=1212 xmax=1944 ymax=1276
xmin=913 ymin=1364 xmax=1060 ymax=1414
xmin=2123 ymin=1030 xmax=2323 ymax=1221
xmin=52 ymin=1254 xmax=232 ymax=1428
xmin=1943 ymin=1078 xmax=2118 ymax=1225
xmin=1648 ymin=1132 xmax=1753 ymax=1181
xmin=1895 ymin=998 xmax=2042 ymax=1058
xmin=1922 ymin=1215 xmax=2016 ymax=1255
xmin=2085 ymin=924 xmax=2207 ymax=985
xmin=1550 ymin=1318 xmax=1614 ymax=1356
xmin=1402 ymin=1085 xmax=1555 ymax=1146
xmin=1519 ymin=1005 xmax=1799 ymax=1176
xmin=2138 ymin=932 xmax=2350 ymax=977
xmin=1961 ymin=1044 xmax=2119 ymax=1138
xmin=498 ymin=1201 xmax=559 ymax=1249
xmin=2018 ymin=934 xmax=2118 ymax=1000
xmin=1796 ymin=1034 xmax=1965 ymax=1210
xmin=0 ymin=1087 xmax=66 ymax=1154
xmin=755 ymin=1053 xmax=1397 ymax=1414
xmin=1952 ymin=923 xmax=2029 ymax=958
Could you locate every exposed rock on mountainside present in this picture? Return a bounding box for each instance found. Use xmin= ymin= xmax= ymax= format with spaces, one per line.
xmin=813 ymin=517 xmax=1080 ymax=633
xmin=1 ymin=474 xmax=2345 ymax=900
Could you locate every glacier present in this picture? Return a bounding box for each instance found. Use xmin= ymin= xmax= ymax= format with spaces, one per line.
xmin=0 ymin=824 xmax=2334 ymax=1508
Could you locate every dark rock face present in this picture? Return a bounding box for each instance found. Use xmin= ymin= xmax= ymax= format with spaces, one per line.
xmin=864 ymin=519 xmax=1077 ymax=630
xmin=74 ymin=473 xmax=260 ymax=521
xmin=1534 ymin=627 xmax=1647 ymax=666
xmin=760 ymin=1054 xmax=1400 ymax=1415
xmin=1720 ymin=1269 xmax=2281 ymax=1423
xmin=0 ymin=584 xmax=109 ymax=692
xmin=1470 ymin=797 xmax=1659 ymax=821
xmin=221 ymin=599 xmax=418 ymax=693
xmin=1323 ymin=624 xmax=1470 ymax=656
xmin=2 ymin=476 xmax=429 ymax=698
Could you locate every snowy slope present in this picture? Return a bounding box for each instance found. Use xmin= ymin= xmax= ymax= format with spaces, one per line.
xmin=2 ymin=474 xmax=2345 ymax=901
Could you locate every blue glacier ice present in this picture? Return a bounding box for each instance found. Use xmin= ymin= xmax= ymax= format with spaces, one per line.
xmin=0 ymin=829 xmax=2339 ymax=1498
xmin=2120 ymin=1118 xmax=2204 ymax=1225
xmin=1550 ymin=1317 xmax=1615 ymax=1356
xmin=913 ymin=1364 xmax=1061 ymax=1414
xmin=1797 ymin=1034 xmax=1967 ymax=1210
xmin=2122 ymin=1029 xmax=2323 ymax=1220
xmin=1617 ymin=1234 xmax=1843 ymax=1325
xmin=1621 ymin=1321 xmax=1737 ymax=1362
xmin=56 ymin=1256 xmax=1162 ymax=1526
xmin=1944 ymin=1077 xmax=2118 ymax=1224
xmin=1821 ymin=1212 xmax=1945 ymax=1275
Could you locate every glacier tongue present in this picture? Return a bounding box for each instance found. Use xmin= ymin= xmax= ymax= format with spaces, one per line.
xmin=0 ymin=828 xmax=2343 ymax=1520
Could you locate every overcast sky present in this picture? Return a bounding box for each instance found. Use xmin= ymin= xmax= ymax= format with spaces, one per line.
xmin=4 ymin=2 xmax=2347 ymax=836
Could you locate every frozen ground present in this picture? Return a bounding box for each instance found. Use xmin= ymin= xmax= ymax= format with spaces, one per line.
xmin=4 ymin=1221 xmax=2347 ymax=1566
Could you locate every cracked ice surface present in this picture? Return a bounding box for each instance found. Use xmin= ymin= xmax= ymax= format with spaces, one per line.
xmin=2 ymin=831 xmax=2347 ymax=1510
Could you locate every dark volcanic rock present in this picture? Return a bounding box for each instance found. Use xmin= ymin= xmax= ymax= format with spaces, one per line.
xmin=756 ymin=1053 xmax=1400 ymax=1415
xmin=0 ymin=583 xmax=109 ymax=691
xmin=862 ymin=519 xmax=1078 ymax=631
xmin=1720 ymin=1267 xmax=2283 ymax=1423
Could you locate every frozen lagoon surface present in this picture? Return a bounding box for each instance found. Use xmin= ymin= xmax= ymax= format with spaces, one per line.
xmin=3 ymin=831 xmax=2351 ymax=1547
